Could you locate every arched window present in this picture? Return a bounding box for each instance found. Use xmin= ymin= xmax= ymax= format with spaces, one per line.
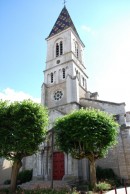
xmin=55 ymin=40 xmax=63 ymax=57
xmin=62 ymin=68 xmax=65 ymax=79
xmin=74 ymin=41 xmax=79 ymax=58
xmin=77 ymin=47 xmax=79 ymax=58
xmin=82 ymin=77 xmax=85 ymax=87
xmin=60 ymin=41 xmax=63 ymax=55
xmin=51 ymin=73 xmax=53 ymax=83
xmin=56 ymin=43 xmax=59 ymax=57
xmin=76 ymin=70 xmax=79 ymax=77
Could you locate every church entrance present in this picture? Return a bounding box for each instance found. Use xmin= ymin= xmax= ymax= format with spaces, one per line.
xmin=53 ymin=152 xmax=64 ymax=180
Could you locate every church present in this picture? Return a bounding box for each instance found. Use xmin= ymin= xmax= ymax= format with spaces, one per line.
xmin=1 ymin=5 xmax=130 ymax=184
xmin=33 ymin=5 xmax=130 ymax=182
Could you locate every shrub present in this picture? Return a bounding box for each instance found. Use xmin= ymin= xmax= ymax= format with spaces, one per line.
xmin=17 ymin=169 xmax=33 ymax=184
xmin=96 ymin=181 xmax=111 ymax=191
xmin=4 ymin=179 xmax=11 ymax=185
xmin=74 ymin=180 xmax=89 ymax=191
xmin=0 ymin=188 xmax=10 ymax=194
xmin=87 ymin=192 xmax=93 ymax=194
xmin=96 ymin=166 xmax=121 ymax=187
xmin=3 ymin=169 xmax=33 ymax=186
xmin=96 ymin=166 xmax=116 ymax=180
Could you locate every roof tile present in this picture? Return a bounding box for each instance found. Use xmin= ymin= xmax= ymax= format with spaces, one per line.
xmin=48 ymin=6 xmax=82 ymax=43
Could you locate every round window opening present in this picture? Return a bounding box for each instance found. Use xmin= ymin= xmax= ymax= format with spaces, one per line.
xmin=54 ymin=90 xmax=63 ymax=101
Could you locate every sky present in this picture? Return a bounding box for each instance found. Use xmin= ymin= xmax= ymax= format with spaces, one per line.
xmin=0 ymin=0 xmax=130 ymax=110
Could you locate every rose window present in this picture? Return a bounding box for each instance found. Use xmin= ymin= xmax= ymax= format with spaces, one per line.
xmin=54 ymin=90 xmax=63 ymax=101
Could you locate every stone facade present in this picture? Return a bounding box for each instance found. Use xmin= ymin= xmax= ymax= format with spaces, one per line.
xmin=0 ymin=158 xmax=12 ymax=184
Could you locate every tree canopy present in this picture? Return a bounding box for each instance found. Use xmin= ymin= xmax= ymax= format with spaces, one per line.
xmin=54 ymin=108 xmax=118 ymax=187
xmin=0 ymin=100 xmax=48 ymax=191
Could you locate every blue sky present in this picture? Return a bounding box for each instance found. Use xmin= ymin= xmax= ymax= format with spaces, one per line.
xmin=0 ymin=0 xmax=130 ymax=110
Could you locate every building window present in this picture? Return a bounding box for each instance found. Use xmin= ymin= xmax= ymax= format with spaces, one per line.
xmin=60 ymin=41 xmax=63 ymax=55
xmin=51 ymin=73 xmax=53 ymax=83
xmin=56 ymin=40 xmax=63 ymax=57
xmin=114 ymin=114 xmax=120 ymax=121
xmin=77 ymin=47 xmax=79 ymax=58
xmin=82 ymin=77 xmax=85 ymax=87
xmin=75 ymin=42 xmax=79 ymax=58
xmin=54 ymin=90 xmax=63 ymax=101
xmin=56 ymin=43 xmax=59 ymax=57
xmin=62 ymin=68 xmax=65 ymax=79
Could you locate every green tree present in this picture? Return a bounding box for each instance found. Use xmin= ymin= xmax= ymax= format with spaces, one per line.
xmin=0 ymin=100 xmax=48 ymax=192
xmin=54 ymin=108 xmax=118 ymax=187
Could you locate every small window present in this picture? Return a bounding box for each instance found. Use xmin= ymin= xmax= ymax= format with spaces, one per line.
xmin=74 ymin=42 xmax=79 ymax=58
xmin=82 ymin=77 xmax=85 ymax=87
xmin=62 ymin=68 xmax=65 ymax=79
xmin=75 ymin=43 xmax=77 ymax=53
xmin=60 ymin=41 xmax=63 ymax=55
xmin=77 ymin=48 xmax=79 ymax=58
xmin=76 ymin=70 xmax=80 ymax=82
xmin=55 ymin=40 xmax=63 ymax=57
xmin=56 ymin=43 xmax=59 ymax=57
xmin=114 ymin=114 xmax=120 ymax=121
xmin=51 ymin=73 xmax=53 ymax=83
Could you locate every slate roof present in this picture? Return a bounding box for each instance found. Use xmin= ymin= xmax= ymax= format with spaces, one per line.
xmin=48 ymin=6 xmax=84 ymax=45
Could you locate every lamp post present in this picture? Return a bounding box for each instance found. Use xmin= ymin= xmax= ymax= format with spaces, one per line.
xmin=51 ymin=128 xmax=54 ymax=189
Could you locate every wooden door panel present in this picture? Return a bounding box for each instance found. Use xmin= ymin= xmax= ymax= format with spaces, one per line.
xmin=53 ymin=152 xmax=64 ymax=180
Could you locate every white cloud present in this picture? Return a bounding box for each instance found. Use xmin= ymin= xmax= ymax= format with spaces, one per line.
xmin=81 ymin=25 xmax=91 ymax=32
xmin=0 ymin=88 xmax=40 ymax=103
xmin=81 ymin=25 xmax=96 ymax=36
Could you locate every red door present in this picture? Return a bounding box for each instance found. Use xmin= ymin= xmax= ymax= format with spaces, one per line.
xmin=53 ymin=152 xmax=64 ymax=180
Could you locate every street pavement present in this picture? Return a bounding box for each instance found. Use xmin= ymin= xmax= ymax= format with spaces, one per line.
xmin=106 ymin=187 xmax=130 ymax=194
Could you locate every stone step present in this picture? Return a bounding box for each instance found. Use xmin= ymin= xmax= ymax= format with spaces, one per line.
xmin=19 ymin=180 xmax=70 ymax=190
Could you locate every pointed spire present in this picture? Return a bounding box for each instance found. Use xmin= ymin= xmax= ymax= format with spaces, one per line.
xmin=63 ymin=0 xmax=67 ymax=6
xmin=47 ymin=6 xmax=82 ymax=43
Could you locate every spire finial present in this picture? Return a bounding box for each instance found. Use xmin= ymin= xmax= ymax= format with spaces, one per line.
xmin=63 ymin=0 xmax=67 ymax=6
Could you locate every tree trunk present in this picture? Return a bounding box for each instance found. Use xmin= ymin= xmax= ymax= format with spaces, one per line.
xmin=89 ymin=158 xmax=97 ymax=189
xmin=10 ymin=160 xmax=22 ymax=193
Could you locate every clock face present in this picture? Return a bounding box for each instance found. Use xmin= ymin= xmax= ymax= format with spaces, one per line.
xmin=53 ymin=90 xmax=63 ymax=101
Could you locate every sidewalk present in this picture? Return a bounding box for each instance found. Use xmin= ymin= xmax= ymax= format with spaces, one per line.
xmin=106 ymin=187 xmax=130 ymax=194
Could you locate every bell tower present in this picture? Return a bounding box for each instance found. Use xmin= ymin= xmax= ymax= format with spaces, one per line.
xmin=41 ymin=6 xmax=88 ymax=111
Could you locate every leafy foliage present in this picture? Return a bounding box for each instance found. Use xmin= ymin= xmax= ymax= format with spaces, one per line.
xmin=54 ymin=108 xmax=118 ymax=160
xmin=96 ymin=181 xmax=111 ymax=191
xmin=0 ymin=100 xmax=48 ymax=161
xmin=17 ymin=169 xmax=33 ymax=184
xmin=96 ymin=166 xmax=117 ymax=180
xmin=54 ymin=108 xmax=118 ymax=187
xmin=0 ymin=99 xmax=48 ymax=192
xmin=4 ymin=169 xmax=33 ymax=185
xmin=4 ymin=179 xmax=11 ymax=185
xmin=96 ymin=166 xmax=121 ymax=187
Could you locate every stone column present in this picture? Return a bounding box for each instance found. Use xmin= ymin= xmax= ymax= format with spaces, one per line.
xmin=44 ymin=149 xmax=49 ymax=180
xmin=78 ymin=159 xmax=83 ymax=179
xmin=64 ymin=153 xmax=68 ymax=175
xmin=68 ymin=154 xmax=73 ymax=175
xmin=73 ymin=158 xmax=78 ymax=177
xmin=37 ymin=152 xmax=42 ymax=177
xmin=32 ymin=154 xmax=37 ymax=179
